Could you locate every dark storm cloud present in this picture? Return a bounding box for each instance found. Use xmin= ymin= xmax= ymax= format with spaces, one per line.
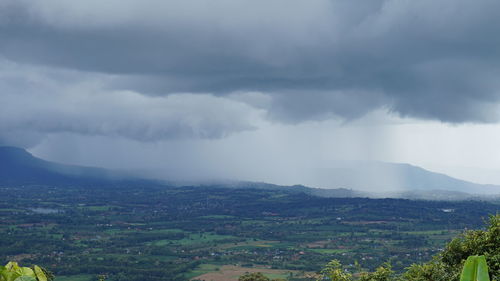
xmin=0 ymin=59 xmax=262 ymax=147
xmin=1 ymin=0 xmax=500 ymax=125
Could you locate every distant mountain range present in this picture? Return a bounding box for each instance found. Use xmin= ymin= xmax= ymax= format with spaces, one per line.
xmin=0 ymin=146 xmax=155 ymax=186
xmin=0 ymin=146 xmax=499 ymax=200
xmin=307 ymin=161 xmax=500 ymax=195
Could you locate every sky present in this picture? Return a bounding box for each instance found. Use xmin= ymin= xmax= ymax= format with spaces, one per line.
xmin=1 ymin=0 xmax=500 ymax=186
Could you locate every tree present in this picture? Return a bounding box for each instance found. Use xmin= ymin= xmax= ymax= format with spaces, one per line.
xmin=359 ymin=263 xmax=394 ymax=281
xmin=404 ymin=214 xmax=499 ymax=281
xmin=316 ymin=260 xmax=352 ymax=281
xmin=317 ymin=214 xmax=499 ymax=281
xmin=440 ymin=215 xmax=499 ymax=280
xmin=401 ymin=258 xmax=451 ymax=281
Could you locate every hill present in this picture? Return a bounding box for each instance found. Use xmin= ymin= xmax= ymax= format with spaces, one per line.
xmin=0 ymin=146 xmax=151 ymax=186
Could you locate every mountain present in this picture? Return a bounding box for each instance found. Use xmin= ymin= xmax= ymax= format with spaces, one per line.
xmin=309 ymin=161 xmax=500 ymax=195
xmin=0 ymin=146 xmax=151 ymax=186
xmin=1 ymin=146 xmax=499 ymax=198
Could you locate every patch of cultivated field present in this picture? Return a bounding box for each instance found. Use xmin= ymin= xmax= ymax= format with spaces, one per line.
xmin=190 ymin=265 xmax=299 ymax=281
xmin=305 ymin=240 xmax=329 ymax=248
xmin=218 ymin=239 xmax=279 ymax=250
xmin=153 ymin=232 xmax=236 ymax=246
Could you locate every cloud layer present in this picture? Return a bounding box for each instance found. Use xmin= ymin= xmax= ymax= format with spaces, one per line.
xmin=1 ymin=0 xmax=500 ymax=148
xmin=0 ymin=60 xmax=262 ymax=147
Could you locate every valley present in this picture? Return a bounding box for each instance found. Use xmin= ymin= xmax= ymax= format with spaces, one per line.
xmin=1 ymin=184 xmax=498 ymax=281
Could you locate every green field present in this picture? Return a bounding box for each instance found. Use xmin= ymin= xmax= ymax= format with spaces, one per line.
xmin=310 ymin=249 xmax=349 ymax=254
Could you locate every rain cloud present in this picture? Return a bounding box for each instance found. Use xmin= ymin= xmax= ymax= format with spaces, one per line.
xmin=1 ymin=0 xmax=500 ymax=147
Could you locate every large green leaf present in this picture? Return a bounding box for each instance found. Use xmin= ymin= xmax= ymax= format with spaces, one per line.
xmin=33 ymin=266 xmax=47 ymax=281
xmin=5 ymin=262 xmax=20 ymax=272
xmin=460 ymin=255 xmax=490 ymax=281
xmin=18 ymin=267 xmax=35 ymax=278
xmin=1 ymin=270 xmax=21 ymax=281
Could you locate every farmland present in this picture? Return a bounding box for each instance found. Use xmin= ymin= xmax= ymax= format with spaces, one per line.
xmin=0 ymin=184 xmax=499 ymax=281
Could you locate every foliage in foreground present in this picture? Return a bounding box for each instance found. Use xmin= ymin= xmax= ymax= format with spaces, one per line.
xmin=404 ymin=214 xmax=498 ymax=281
xmin=0 ymin=262 xmax=53 ymax=281
xmin=314 ymin=214 xmax=499 ymax=281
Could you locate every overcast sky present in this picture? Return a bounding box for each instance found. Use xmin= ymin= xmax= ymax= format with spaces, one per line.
xmin=2 ymin=0 xmax=500 ymax=186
